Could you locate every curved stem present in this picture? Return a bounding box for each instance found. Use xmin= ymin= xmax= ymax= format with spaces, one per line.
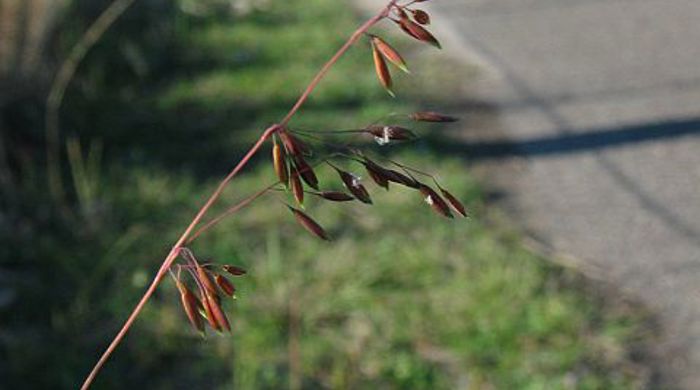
xmin=80 ymin=124 xmax=279 ymax=390
xmin=279 ymin=0 xmax=398 ymax=126
xmin=80 ymin=1 xmax=398 ymax=388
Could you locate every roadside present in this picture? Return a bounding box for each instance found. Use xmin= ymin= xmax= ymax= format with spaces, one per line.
xmin=387 ymin=0 xmax=700 ymax=388
xmin=354 ymin=0 xmax=661 ymax=388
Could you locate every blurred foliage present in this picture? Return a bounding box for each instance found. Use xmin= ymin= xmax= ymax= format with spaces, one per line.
xmin=0 ymin=0 xmax=651 ymax=389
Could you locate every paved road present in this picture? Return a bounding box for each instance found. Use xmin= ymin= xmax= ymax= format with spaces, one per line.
xmin=361 ymin=0 xmax=700 ymax=387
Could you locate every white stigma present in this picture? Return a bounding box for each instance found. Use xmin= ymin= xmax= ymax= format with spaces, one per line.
xmin=374 ymin=126 xmax=391 ymax=146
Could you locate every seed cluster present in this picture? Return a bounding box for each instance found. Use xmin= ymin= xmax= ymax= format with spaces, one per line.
xmin=172 ymin=248 xmax=247 ymax=334
xmin=271 ymin=108 xmax=465 ymax=242
xmin=371 ymin=1 xmax=442 ymax=96
xmin=170 ymin=0 xmax=466 ymax=335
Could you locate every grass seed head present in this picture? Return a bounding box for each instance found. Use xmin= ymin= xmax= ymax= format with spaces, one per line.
xmin=366 ymin=125 xmax=416 ymax=143
xmin=411 ymin=9 xmax=431 ymax=25
xmin=385 ymin=168 xmax=420 ymax=188
xmin=288 ymin=206 xmax=330 ymax=241
xmin=293 ymin=155 xmax=319 ymax=190
xmin=215 ymin=274 xmax=236 ymax=297
xmin=315 ymin=191 xmax=355 ymax=202
xmin=206 ymin=292 xmax=231 ymax=332
xmin=273 ymin=141 xmax=289 ymax=187
xmin=371 ymin=39 xmax=394 ymax=97
xmin=410 ymin=111 xmax=458 ymax=123
xmin=419 ymin=184 xmax=454 ymax=218
xmin=440 ymin=187 xmax=468 ymax=217
xmin=397 ymin=17 xmax=441 ymax=49
xmin=336 ymin=168 xmax=373 ymax=204
xmin=371 ymin=35 xmax=409 ymax=73
xmin=176 ymin=281 xmax=204 ymax=334
xmin=279 ymin=130 xmax=309 ymax=156
xmin=363 ymin=161 xmax=390 ymax=190
xmin=222 ymin=265 xmax=247 ymax=276
xmin=202 ymin=291 xmax=221 ymax=331
xmin=290 ymin=165 xmax=305 ymax=206
xmin=196 ymin=264 xmax=219 ymax=297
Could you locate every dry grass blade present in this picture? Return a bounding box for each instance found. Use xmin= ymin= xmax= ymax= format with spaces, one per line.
xmin=315 ymin=191 xmax=355 ymax=202
xmin=419 ymin=184 xmax=454 ymax=218
xmin=410 ymin=111 xmax=458 ymax=123
xmin=371 ymin=35 xmax=409 ymax=73
xmin=372 ymin=39 xmax=394 ymax=97
xmin=215 ymin=274 xmax=236 ymax=297
xmin=290 ymin=165 xmax=305 ymax=206
xmin=397 ymin=17 xmax=441 ymax=49
xmin=273 ymin=141 xmax=289 ymax=187
xmin=288 ymin=206 xmax=330 ymax=241
xmin=440 ymin=187 xmax=468 ymax=217
xmin=222 ymin=265 xmax=247 ymax=276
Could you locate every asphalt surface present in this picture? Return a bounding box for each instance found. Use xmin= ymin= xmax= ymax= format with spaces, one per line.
xmin=359 ymin=0 xmax=700 ymax=387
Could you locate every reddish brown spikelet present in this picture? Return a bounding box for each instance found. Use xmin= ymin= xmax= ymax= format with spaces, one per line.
xmin=202 ymin=292 xmax=220 ymax=331
xmin=372 ymin=40 xmax=394 ymax=97
xmin=278 ymin=130 xmax=309 ymax=156
xmin=385 ymin=168 xmax=420 ymax=188
xmin=410 ymin=111 xmax=458 ymax=123
xmin=215 ymin=274 xmax=236 ymax=297
xmin=397 ymin=17 xmax=441 ymax=49
xmin=288 ymin=206 xmax=330 ymax=241
xmin=440 ymin=187 xmax=468 ymax=217
xmin=293 ymin=155 xmax=319 ymax=190
xmin=222 ymin=265 xmax=247 ymax=276
xmin=196 ymin=263 xmax=219 ymax=297
xmin=371 ymin=35 xmax=409 ymax=73
xmin=366 ymin=125 xmax=416 ymax=142
xmin=336 ymin=168 xmax=372 ymax=204
xmin=411 ymin=9 xmax=431 ymax=25
xmin=419 ymin=184 xmax=454 ymax=218
xmin=206 ymin=292 xmax=231 ymax=332
xmin=176 ymin=281 xmax=204 ymax=333
xmin=315 ymin=191 xmax=355 ymax=202
xmin=273 ymin=141 xmax=289 ymax=187
xmin=363 ymin=161 xmax=390 ymax=190
xmin=290 ymin=165 xmax=304 ymax=206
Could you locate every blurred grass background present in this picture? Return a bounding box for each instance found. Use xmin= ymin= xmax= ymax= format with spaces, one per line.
xmin=0 ymin=0 xmax=653 ymax=388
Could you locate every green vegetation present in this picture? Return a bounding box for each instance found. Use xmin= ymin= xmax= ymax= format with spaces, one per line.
xmin=1 ymin=0 xmax=649 ymax=388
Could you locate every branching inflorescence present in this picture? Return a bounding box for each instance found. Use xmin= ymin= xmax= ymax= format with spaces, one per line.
xmin=80 ymin=1 xmax=466 ymax=388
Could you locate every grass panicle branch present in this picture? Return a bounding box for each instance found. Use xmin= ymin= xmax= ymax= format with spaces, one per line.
xmin=79 ymin=1 xmax=406 ymax=388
